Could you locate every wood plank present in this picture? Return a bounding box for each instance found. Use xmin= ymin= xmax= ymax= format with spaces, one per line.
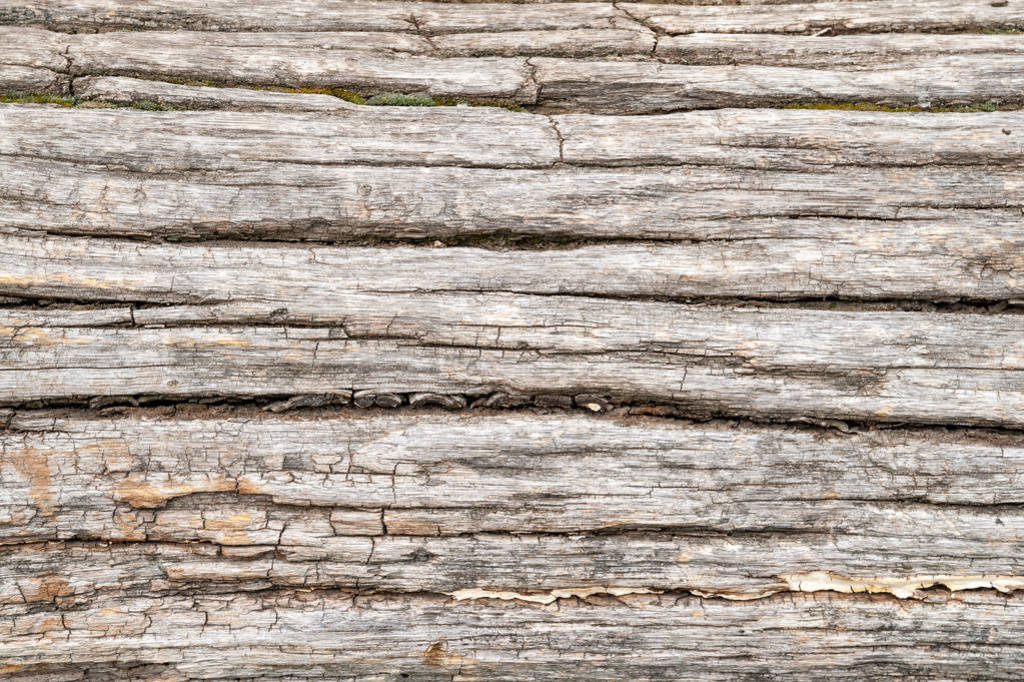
xmin=625 ymin=0 xmax=1024 ymax=34
xmin=7 ymin=103 xmax=1024 ymax=171
xmin=0 ymin=307 xmax=1020 ymax=424
xmin=656 ymin=32 xmax=1024 ymax=68
xmin=0 ymin=27 xmax=68 ymax=93
xmin=4 ymin=153 xmax=1022 ymax=241
xmin=4 ymin=0 xmax=1021 ymax=35
xmin=62 ymin=26 xmax=1024 ymax=66
xmin=10 ymin=27 xmax=1024 ymax=111
xmin=3 ymin=227 xmax=1023 ymax=313
xmin=1 ymin=588 xmax=1022 ymax=679
xmin=67 ymin=35 xmax=537 ymax=100
xmin=0 ymin=1 xmax=629 ymax=33
xmin=532 ymin=56 xmax=1024 ymax=113
xmin=2 ymin=105 xmax=1022 ymax=240
xmin=2 ymin=410 xmax=1022 ymax=598
xmin=74 ymin=76 xmax=364 ymax=112
xmin=1 ymin=105 xmax=558 ymax=168
xmin=555 ymin=108 xmax=1024 ymax=168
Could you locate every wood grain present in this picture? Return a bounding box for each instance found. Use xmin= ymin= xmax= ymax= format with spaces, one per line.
xmin=0 ymin=309 xmax=1021 ymax=424
xmin=1 ymin=410 xmax=1022 ymax=598
xmin=1 ymin=589 xmax=1023 ymax=679
xmin=4 ymin=0 xmax=1021 ymax=34
xmin=1 ymin=3 xmax=1023 ymax=678
xmin=3 ymin=105 xmax=1023 ymax=242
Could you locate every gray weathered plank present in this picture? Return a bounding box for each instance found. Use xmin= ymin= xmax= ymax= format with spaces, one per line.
xmin=1 ymin=589 xmax=1023 ymax=679
xmin=656 ymin=32 xmax=1024 ymax=68
xmin=75 ymin=76 xmax=363 ymax=111
xmin=625 ymin=0 xmax=1024 ymax=34
xmin=1 ymin=105 xmax=558 ymax=168
xmin=0 ymin=0 xmax=631 ymax=33
xmin=3 ymin=104 xmax=1022 ymax=241
xmin=3 ymin=0 xmax=1021 ymax=35
xmin=66 ymin=35 xmax=538 ymax=100
xmin=0 ymin=308 xmax=1021 ymax=424
xmin=6 ymin=104 xmax=1024 ymax=171
xmin=532 ymin=56 xmax=1024 ymax=113
xmin=3 ymin=229 xmax=1022 ymax=315
xmin=9 ymin=26 xmax=1024 ymax=111
xmin=63 ymin=25 xmax=1024 ymax=67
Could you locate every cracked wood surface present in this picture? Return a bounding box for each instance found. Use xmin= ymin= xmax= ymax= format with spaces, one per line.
xmin=1 ymin=410 xmax=1023 ymax=600
xmin=1 ymin=589 xmax=1023 ymax=680
xmin=6 ymin=25 xmax=1024 ymax=111
xmin=3 ymin=229 xmax=1022 ymax=303
xmin=3 ymin=1 xmax=1024 ymax=678
xmin=3 ymin=105 xmax=1024 ymax=242
xmin=0 ymin=311 xmax=1021 ymax=425
xmin=3 ymin=0 xmax=1022 ymax=34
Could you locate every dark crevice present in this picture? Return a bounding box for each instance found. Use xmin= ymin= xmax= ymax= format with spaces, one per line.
xmin=2 ymin=291 xmax=1023 ymax=316
xmin=4 ymin=399 xmax=1024 ymax=438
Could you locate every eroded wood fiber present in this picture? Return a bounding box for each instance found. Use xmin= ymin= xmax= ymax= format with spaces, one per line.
xmin=2 ymin=589 xmax=1024 ymax=680
xmin=1 ymin=1 xmax=1023 ymax=678
xmin=2 ymin=105 xmax=1023 ymax=241
xmin=1 ymin=410 xmax=1022 ymax=600
xmin=7 ymin=25 xmax=1024 ymax=111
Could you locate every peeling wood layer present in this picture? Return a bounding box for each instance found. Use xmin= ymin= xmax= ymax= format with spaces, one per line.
xmin=3 ymin=588 xmax=1024 ymax=679
xmin=1 ymin=410 xmax=1024 ymax=600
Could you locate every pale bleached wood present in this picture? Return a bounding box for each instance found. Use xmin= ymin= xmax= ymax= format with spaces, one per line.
xmin=0 ymin=309 xmax=1021 ymax=425
xmin=0 ymin=28 xmax=68 ymax=93
xmin=11 ymin=27 xmax=1024 ymax=111
xmin=1 ymin=589 xmax=1023 ymax=679
xmin=67 ymin=34 xmax=537 ymax=100
xmin=554 ymin=108 xmax=1024 ymax=168
xmin=431 ymin=27 xmax=655 ymax=57
xmin=0 ymin=104 xmax=558 ymax=168
xmin=3 ymin=154 xmax=1022 ymax=241
xmin=3 ymin=0 xmax=1020 ymax=34
xmin=532 ymin=56 xmax=1024 ymax=113
xmin=625 ymin=0 xmax=1024 ymax=34
xmin=61 ymin=26 xmax=1024 ymax=66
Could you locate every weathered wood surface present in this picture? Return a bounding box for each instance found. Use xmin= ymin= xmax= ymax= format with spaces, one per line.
xmin=7 ymin=26 xmax=1024 ymax=111
xmin=3 ymin=105 xmax=1023 ymax=242
xmin=2 ymin=410 xmax=1023 ymax=598
xmin=6 ymin=104 xmax=1024 ymax=170
xmin=1 ymin=590 xmax=1022 ymax=680
xmin=624 ymin=0 xmax=1024 ymax=34
xmin=3 ymin=1 xmax=1024 ymax=678
xmin=531 ymin=57 xmax=1024 ymax=113
xmin=1 ymin=312 xmax=1021 ymax=425
xmin=3 ymin=0 xmax=1022 ymax=34
xmin=3 ymin=228 xmax=1022 ymax=304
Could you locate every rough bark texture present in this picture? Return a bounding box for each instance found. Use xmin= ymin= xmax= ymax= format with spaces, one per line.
xmin=2 ymin=1 xmax=1023 ymax=679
